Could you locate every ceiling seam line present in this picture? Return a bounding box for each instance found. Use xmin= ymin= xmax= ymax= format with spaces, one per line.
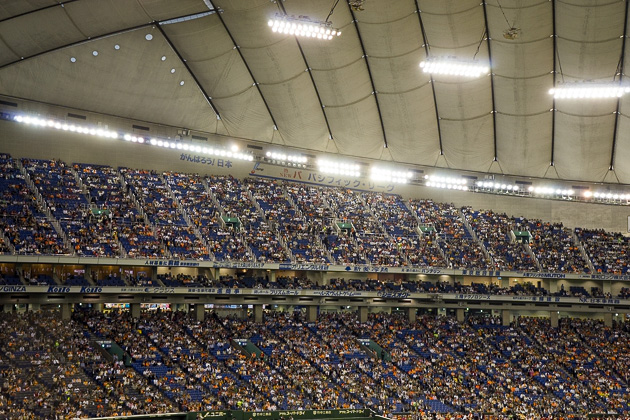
xmin=414 ymin=1 xmax=443 ymax=155
xmin=0 ymin=10 xmax=221 ymax=71
xmin=0 ymin=0 xmax=80 ymax=24
xmin=214 ymin=8 xmax=279 ymax=132
xmin=482 ymin=1 xmax=498 ymax=162
xmin=610 ymin=0 xmax=630 ymax=171
xmin=348 ymin=4 xmax=388 ymax=149
xmin=551 ymin=0 xmax=557 ymax=167
xmin=155 ymin=25 xmax=220 ymax=120
xmin=276 ymin=1 xmax=333 ymax=141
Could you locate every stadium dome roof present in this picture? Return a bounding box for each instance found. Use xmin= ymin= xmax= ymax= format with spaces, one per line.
xmin=1 ymin=0 xmax=628 ymax=184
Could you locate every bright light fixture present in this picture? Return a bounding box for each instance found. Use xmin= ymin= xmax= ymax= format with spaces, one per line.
xmin=265 ymin=151 xmax=307 ymax=164
xmin=549 ymin=82 xmax=630 ymax=99
xmin=475 ymin=181 xmax=519 ymax=192
xmin=318 ymin=160 xmax=360 ymax=177
xmin=371 ymin=168 xmax=412 ymax=184
xmin=268 ymin=14 xmax=341 ymax=40
xmin=14 ymin=114 xmax=118 ymax=138
xmin=420 ymin=57 xmax=489 ymax=78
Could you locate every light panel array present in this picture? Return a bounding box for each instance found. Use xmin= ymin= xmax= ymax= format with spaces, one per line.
xmin=318 ymin=160 xmax=360 ymax=177
xmin=425 ymin=175 xmax=469 ymax=191
xmin=148 ymin=138 xmax=253 ymax=161
xmin=420 ymin=57 xmax=489 ymax=78
xmin=265 ymin=151 xmax=307 ymax=164
xmin=549 ymin=83 xmax=630 ymax=99
xmin=371 ymin=168 xmax=412 ymax=184
xmin=14 ymin=115 xmax=118 ymax=138
xmin=527 ymin=186 xmax=574 ymax=196
xmin=475 ymin=181 xmax=519 ymax=192
xmin=584 ymin=191 xmax=630 ymax=201
xmin=268 ymin=14 xmax=341 ymax=40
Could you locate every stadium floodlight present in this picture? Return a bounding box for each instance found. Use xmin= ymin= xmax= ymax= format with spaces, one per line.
xmin=13 ymin=113 xmax=119 ymax=138
xmin=549 ymin=82 xmax=630 ymax=99
xmin=371 ymin=167 xmax=413 ymax=184
xmin=268 ymin=14 xmax=341 ymax=40
xmin=419 ymin=57 xmax=489 ymax=78
xmin=265 ymin=151 xmax=308 ymax=165
xmin=318 ymin=159 xmax=360 ymax=177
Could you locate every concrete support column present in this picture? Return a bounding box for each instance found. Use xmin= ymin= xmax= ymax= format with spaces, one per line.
xmin=254 ymin=304 xmax=263 ymax=323
xmin=199 ymin=267 xmax=212 ymax=281
xmin=501 ymin=309 xmax=511 ymax=326
xmin=131 ymin=303 xmax=141 ymax=319
xmin=307 ymin=306 xmax=318 ymax=322
xmin=173 ymin=303 xmax=187 ymax=312
xmin=60 ymin=304 xmax=71 ymax=320
xmin=501 ymin=277 xmax=510 ymax=288
xmin=28 ymin=303 xmax=40 ymax=312
xmin=603 ymin=312 xmax=613 ymax=328
xmin=407 ymin=307 xmax=416 ymax=323
xmin=548 ymin=279 xmax=558 ymax=294
xmin=267 ymin=271 xmax=276 ymax=284
xmin=456 ymin=308 xmax=465 ymax=323
xmin=602 ymin=281 xmax=612 ymax=295
xmin=150 ymin=267 xmax=157 ymax=282
xmin=241 ymin=305 xmax=249 ymax=320
xmin=358 ymin=306 xmax=368 ymax=323
xmin=3 ymin=304 xmax=13 ymax=313
xmin=550 ymin=311 xmax=559 ymax=328
xmin=93 ymin=303 xmax=104 ymax=312
xmin=85 ymin=265 xmax=92 ymax=283
xmin=194 ymin=304 xmax=205 ymax=322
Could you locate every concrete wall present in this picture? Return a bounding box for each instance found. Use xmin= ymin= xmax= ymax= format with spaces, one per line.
xmin=2 ymin=117 xmax=629 ymax=232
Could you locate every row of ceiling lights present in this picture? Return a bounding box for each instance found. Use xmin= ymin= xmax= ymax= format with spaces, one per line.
xmin=12 ymin=113 xmax=630 ymax=205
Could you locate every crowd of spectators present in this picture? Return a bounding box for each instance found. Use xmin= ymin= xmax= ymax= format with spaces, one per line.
xmin=518 ymin=218 xmax=589 ymax=273
xmin=0 ymin=155 xmax=68 ymax=255
xmin=410 ymin=200 xmax=488 ymax=269
xmin=575 ymin=228 xmax=630 ymax=274
xmin=5 ymin=154 xmax=630 ymax=275
xmin=1 ymin=309 xmax=629 ymax=418
xmin=461 ymin=208 xmax=537 ymax=272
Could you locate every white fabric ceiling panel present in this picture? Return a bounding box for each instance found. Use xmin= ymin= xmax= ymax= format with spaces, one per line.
xmin=417 ymin=0 xmax=485 ymax=51
xmin=494 ymin=74 xmax=552 ymax=116
xmin=63 ymin=0 xmax=153 ymax=39
xmin=0 ymin=0 xmax=56 ymax=21
xmin=163 ymin=15 xmax=275 ymax=141
xmin=611 ymin=115 xmax=630 ymax=183
xmin=433 ymin=76 xmax=493 ymax=121
xmin=553 ymin=113 xmax=615 ymax=182
xmin=162 ymin=16 xmax=251 ymax=99
xmin=555 ymin=0 xmax=624 ymax=80
xmin=214 ymin=0 xmax=336 ymax=148
xmin=310 ymin=58 xmax=381 ymax=149
xmin=613 ymin=8 xmax=630 ymax=183
xmin=213 ymin=87 xmax=276 ymax=141
xmin=484 ymin=0 xmax=551 ymax=43
xmin=0 ymin=35 xmax=20 ymax=67
xmin=440 ymin=116 xmax=495 ymax=172
xmin=0 ymin=29 xmax=218 ymax=133
xmin=378 ymin=89 xmax=441 ymax=166
xmin=0 ymin=7 xmax=84 ymax=66
xmin=353 ymin=0 xmax=420 ymax=58
xmin=136 ymin=0 xmax=208 ymax=22
xmin=325 ymin=100 xmax=385 ymax=159
xmin=257 ymin=73 xmax=330 ymax=150
xmin=490 ymin=40 xmax=552 ymax=80
xmin=556 ymin=0 xmax=624 ymax=44
xmin=496 ymin=113 xmax=552 ymax=178
xmin=556 ymin=38 xmax=622 ymax=80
